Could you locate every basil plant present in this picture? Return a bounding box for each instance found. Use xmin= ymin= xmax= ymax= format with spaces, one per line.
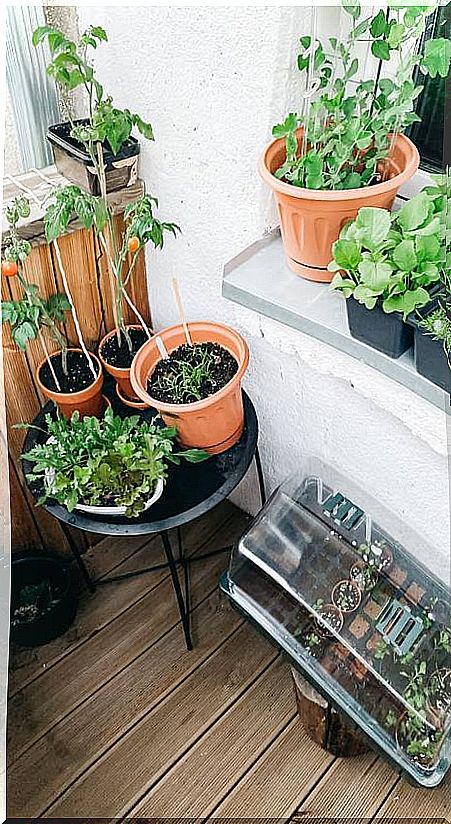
xmin=329 ymin=176 xmax=447 ymax=318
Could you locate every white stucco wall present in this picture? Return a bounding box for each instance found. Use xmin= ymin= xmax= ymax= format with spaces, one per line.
xmin=78 ymin=5 xmax=450 ymax=581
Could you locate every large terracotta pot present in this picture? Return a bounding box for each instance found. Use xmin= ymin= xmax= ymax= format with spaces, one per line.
xmin=36 ymin=349 xmax=104 ymax=419
xmin=98 ymin=324 xmax=151 ymax=406
xmin=259 ymin=130 xmax=420 ymax=282
xmin=130 ymin=322 xmax=249 ymax=454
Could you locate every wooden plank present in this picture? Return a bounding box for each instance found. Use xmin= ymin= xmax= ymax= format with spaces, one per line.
xmin=8 ymin=454 xmax=42 ymax=552
xmin=209 ymin=718 xmax=334 ymax=820
xmin=292 ymin=754 xmax=395 ymax=820
xmin=7 ymin=505 xmax=247 ymax=760
xmin=8 ymin=500 xmax=240 ymax=696
xmin=373 ymin=775 xmax=451 ymax=821
xmin=8 ymin=589 xmax=240 ymax=818
xmin=132 ymin=657 xmax=295 ymax=819
xmin=42 ymin=626 xmax=276 ymax=818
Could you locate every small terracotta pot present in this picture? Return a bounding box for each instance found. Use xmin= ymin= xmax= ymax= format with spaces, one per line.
xmin=36 ymin=350 xmax=104 ymax=419
xmin=315 ymin=604 xmax=344 ymax=638
xmin=99 ymin=325 xmax=150 ymax=403
xmin=130 ymin=321 xmax=249 ymax=454
xmin=259 ymin=130 xmax=420 ymax=282
xmin=115 ymin=382 xmax=149 ymax=410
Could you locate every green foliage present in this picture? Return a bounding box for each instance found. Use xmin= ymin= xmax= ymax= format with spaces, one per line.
xmin=23 ymin=407 xmax=209 ymax=518
xmin=330 ymin=180 xmax=446 ymax=318
xmin=123 ymin=196 xmax=181 ymax=251
xmin=419 ymin=303 xmax=451 ymax=355
xmin=151 ymin=345 xmax=225 ymax=404
xmin=272 ymin=3 xmax=450 ymax=191
xmin=33 ymin=25 xmax=153 ymax=156
xmin=1 ymin=197 xmax=70 ymax=354
xmin=43 ymin=184 xmax=107 ymax=243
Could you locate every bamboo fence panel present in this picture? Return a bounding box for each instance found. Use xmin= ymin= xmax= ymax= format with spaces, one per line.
xmin=2 ymin=169 xmax=151 ymax=556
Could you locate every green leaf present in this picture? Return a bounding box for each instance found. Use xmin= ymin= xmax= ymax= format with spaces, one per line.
xmin=370 ymin=10 xmax=387 ymax=38
xmin=331 ymin=239 xmax=362 ymax=271
xmin=358 ymin=259 xmax=393 ymax=291
xmin=388 ymin=22 xmax=405 ymax=48
xmin=421 ymin=38 xmax=451 ymax=79
xmin=32 ymin=25 xmax=53 ymax=46
xmin=372 ymin=40 xmax=391 ymax=61
xmin=177 ymin=449 xmax=209 ymax=463
xmin=133 ymin=115 xmax=154 ymax=142
xmin=353 ymin=285 xmax=379 ymax=309
xmin=13 ymin=321 xmax=36 ymax=350
xmin=74 ymin=194 xmax=95 ymax=230
xmin=94 ymin=198 xmax=108 ymax=232
xmin=392 ymin=239 xmax=417 ymax=272
xmin=299 ymin=36 xmax=311 ymax=49
xmin=397 ymin=192 xmax=431 ymax=232
xmin=330 ymin=273 xmax=356 ymax=298
xmin=90 ymin=25 xmax=108 ymax=41
xmin=383 ymin=287 xmax=430 ymax=319
xmin=354 ymin=207 xmax=391 ymax=251
xmin=342 ymin=0 xmax=361 ymax=20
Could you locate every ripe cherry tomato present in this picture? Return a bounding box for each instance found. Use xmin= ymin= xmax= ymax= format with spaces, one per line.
xmin=128 ymin=236 xmax=140 ymax=253
xmin=1 ymin=260 xmax=18 ymax=277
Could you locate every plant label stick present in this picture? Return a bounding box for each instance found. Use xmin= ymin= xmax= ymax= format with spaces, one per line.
xmin=155 ymin=336 xmax=169 ymax=360
xmin=171 ymin=277 xmax=193 ymax=346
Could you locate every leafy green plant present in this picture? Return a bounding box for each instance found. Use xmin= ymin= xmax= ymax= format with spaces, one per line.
xmin=34 ymin=24 xmax=180 ymax=348
xmin=329 ymin=181 xmax=446 ymax=318
xmin=1 ymin=196 xmax=71 ymax=369
xmin=22 ymin=407 xmax=208 ymax=517
xmin=272 ymin=2 xmax=450 ymax=190
xmin=419 ymin=305 xmax=451 ymax=353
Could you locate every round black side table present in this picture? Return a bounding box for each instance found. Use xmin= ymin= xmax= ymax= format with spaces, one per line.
xmin=22 ymin=389 xmax=266 ymax=651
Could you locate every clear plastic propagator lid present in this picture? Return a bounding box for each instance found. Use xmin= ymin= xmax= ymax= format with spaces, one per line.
xmin=224 ymin=458 xmax=451 ymax=786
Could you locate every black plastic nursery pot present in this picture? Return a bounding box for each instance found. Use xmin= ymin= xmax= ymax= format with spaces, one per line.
xmin=407 ymin=302 xmax=450 ymax=392
xmin=10 ymin=552 xmax=77 ymax=647
xmin=47 ymin=119 xmax=140 ymax=195
xmin=346 ymin=298 xmax=413 ymax=359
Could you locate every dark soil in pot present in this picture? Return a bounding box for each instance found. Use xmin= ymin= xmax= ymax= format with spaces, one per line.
xmin=101 ymin=327 xmax=148 ymax=369
xmin=39 ymin=351 xmax=100 ymax=394
xmin=332 ymin=580 xmax=362 ymax=613
xmin=148 ymin=342 xmax=238 ymax=404
xmin=10 ymin=553 xmax=77 ymax=647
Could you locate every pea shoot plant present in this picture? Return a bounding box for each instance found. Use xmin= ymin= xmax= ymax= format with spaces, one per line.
xmin=22 ymin=407 xmax=208 ymax=517
xmin=419 ymin=168 xmax=451 ymax=358
xmin=33 ymin=24 xmax=180 ymax=349
xmin=329 ymin=176 xmax=447 ymax=318
xmin=272 ymin=1 xmax=450 ymax=190
xmin=1 ymin=196 xmax=71 ymax=374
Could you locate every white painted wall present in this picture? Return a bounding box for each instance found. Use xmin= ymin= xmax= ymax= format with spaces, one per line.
xmin=78 ymin=5 xmax=450 ymax=581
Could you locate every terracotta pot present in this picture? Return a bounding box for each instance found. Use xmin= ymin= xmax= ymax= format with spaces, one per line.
xmin=36 ymin=349 xmax=104 ymax=419
xmin=130 ymin=321 xmax=249 ymax=454
xmin=259 ymin=130 xmax=420 ymax=282
xmin=115 ymin=382 xmax=149 ymax=410
xmin=99 ymin=325 xmax=150 ymax=403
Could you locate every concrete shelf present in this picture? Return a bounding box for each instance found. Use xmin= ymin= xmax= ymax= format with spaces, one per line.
xmin=222 ymin=229 xmax=449 ymax=414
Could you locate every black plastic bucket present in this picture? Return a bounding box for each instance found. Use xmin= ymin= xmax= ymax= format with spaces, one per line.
xmin=10 ymin=553 xmax=77 ymax=647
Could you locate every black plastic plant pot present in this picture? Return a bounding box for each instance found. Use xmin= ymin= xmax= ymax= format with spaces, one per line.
xmin=407 ymin=303 xmax=450 ymax=392
xmin=47 ymin=119 xmax=140 ymax=195
xmin=10 ymin=552 xmax=77 ymax=648
xmin=346 ymin=298 xmax=413 ymax=359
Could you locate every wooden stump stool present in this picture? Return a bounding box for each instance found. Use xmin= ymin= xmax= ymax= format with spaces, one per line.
xmin=291 ymin=668 xmax=369 ymax=757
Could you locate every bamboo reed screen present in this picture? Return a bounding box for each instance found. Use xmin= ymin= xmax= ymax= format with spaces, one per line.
xmin=2 ymin=168 xmax=151 ymax=555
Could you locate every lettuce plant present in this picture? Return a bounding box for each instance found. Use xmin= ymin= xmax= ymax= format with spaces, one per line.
xmin=329 ymin=178 xmax=446 ymax=318
xmin=23 ymin=407 xmax=208 ymax=517
xmin=273 ymin=1 xmax=450 ymax=190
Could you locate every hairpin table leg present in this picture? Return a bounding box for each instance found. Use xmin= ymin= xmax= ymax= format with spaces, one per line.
xmin=161 ymin=529 xmax=192 ymax=651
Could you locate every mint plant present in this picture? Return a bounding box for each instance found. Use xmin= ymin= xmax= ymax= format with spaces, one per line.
xmin=1 ymin=196 xmax=71 ymax=374
xmin=33 ymin=24 xmax=180 ymax=348
xmin=329 ymin=180 xmax=446 ymax=318
xmin=23 ymin=407 xmax=208 ymax=517
xmin=272 ymin=2 xmax=450 ymax=190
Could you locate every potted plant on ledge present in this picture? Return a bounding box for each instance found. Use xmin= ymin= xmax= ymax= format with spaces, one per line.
xmin=1 ymin=196 xmax=104 ymax=418
xmin=34 ymin=24 xmax=180 ymax=407
xmin=329 ymin=183 xmax=445 ymax=358
xmin=260 ymin=1 xmax=450 ymax=281
xmin=130 ymin=321 xmax=249 ymax=454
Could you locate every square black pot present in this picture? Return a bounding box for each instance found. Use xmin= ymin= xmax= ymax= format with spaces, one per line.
xmin=47 ymin=119 xmax=140 ymax=195
xmin=407 ymin=303 xmax=450 ymax=391
xmin=346 ymin=299 xmax=413 ymax=359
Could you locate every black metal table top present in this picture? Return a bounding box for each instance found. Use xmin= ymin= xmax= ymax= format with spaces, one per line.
xmin=21 ymin=385 xmax=258 ymax=537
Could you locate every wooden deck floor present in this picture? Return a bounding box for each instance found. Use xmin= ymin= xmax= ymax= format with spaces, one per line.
xmin=7 ymin=502 xmax=451 ymax=821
